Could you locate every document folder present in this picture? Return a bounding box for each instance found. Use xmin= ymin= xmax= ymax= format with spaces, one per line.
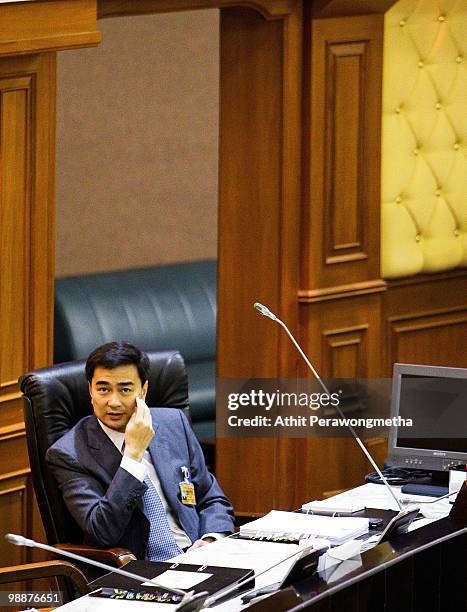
xmin=90 ymin=559 xmax=254 ymax=598
xmin=239 ymin=510 xmax=369 ymax=545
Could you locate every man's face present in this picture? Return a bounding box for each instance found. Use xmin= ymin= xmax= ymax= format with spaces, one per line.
xmin=89 ymin=364 xmax=148 ymax=432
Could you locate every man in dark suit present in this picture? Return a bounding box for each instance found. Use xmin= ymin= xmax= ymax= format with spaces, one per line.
xmin=46 ymin=342 xmax=235 ymax=561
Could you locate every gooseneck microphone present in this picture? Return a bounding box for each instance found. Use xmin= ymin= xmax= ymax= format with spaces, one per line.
xmin=5 ymin=532 xmax=321 ymax=610
xmin=5 ymin=533 xmax=188 ymax=597
xmin=253 ymin=302 xmax=407 ymax=514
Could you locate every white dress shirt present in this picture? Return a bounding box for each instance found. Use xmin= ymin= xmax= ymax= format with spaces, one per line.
xmin=97 ymin=419 xmax=192 ymax=549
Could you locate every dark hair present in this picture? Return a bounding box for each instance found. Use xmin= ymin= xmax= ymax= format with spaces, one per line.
xmin=85 ymin=342 xmax=150 ymax=385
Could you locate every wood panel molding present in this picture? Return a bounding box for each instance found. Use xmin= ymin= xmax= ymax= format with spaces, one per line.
xmin=300 ymin=293 xmax=383 ymax=377
xmin=323 ymin=324 xmax=369 ymax=378
xmin=384 ymin=271 xmax=467 ymax=372
xmin=0 ymin=424 xmax=25 ymax=444
xmin=98 ymin=0 xmax=298 ymax=20
xmin=0 ymin=432 xmax=28 ymax=475
xmin=0 ymin=73 xmax=33 ymax=394
xmin=310 ymin=0 xmax=397 ymax=18
xmin=296 ymin=293 xmax=385 ymax=503
xmin=0 ymin=473 xmax=30 ymax=567
xmin=388 ymin=307 xmax=467 ymax=368
xmin=0 ymin=1 xmax=100 ymax=57
xmin=304 ymin=14 xmax=384 ymax=290
xmin=324 ymin=40 xmax=368 ymax=265
xmin=299 ymin=279 xmax=387 ymax=302
xmin=387 ymin=269 xmax=467 ymax=289
xmin=0 ymin=468 xmax=30 ymax=484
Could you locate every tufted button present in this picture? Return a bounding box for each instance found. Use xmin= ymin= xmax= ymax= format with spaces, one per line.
xmin=395 ymin=106 xmax=401 ymax=114
xmin=454 ymin=229 xmax=460 ymax=237
xmin=415 ymin=234 xmax=421 ymax=242
xmin=399 ymin=19 xmax=406 ymax=27
xmin=413 ymin=148 xmax=420 ymax=155
xmin=435 ymin=188 xmax=441 ymax=197
xmin=396 ymin=196 xmax=402 ymax=203
xmin=418 ymin=60 xmax=424 ymax=68
xmin=454 ymin=142 xmax=460 ymax=150
xmin=456 ymin=56 xmax=464 ymax=64
xmin=435 ymin=102 xmax=442 ymax=110
xmin=438 ymin=15 xmax=446 ymax=22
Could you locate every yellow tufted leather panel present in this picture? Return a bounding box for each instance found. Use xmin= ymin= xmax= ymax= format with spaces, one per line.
xmin=381 ymin=0 xmax=467 ymax=278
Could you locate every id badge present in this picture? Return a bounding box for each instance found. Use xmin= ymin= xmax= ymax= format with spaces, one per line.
xmin=179 ymin=466 xmax=196 ymax=505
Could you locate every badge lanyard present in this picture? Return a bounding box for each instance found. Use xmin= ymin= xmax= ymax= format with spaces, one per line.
xmin=179 ymin=466 xmax=196 ymax=505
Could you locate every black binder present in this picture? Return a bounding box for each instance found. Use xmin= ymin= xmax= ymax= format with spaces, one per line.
xmin=90 ymin=559 xmax=254 ymax=598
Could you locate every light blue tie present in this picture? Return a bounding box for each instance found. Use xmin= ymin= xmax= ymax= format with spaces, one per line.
xmin=143 ymin=476 xmax=183 ymax=561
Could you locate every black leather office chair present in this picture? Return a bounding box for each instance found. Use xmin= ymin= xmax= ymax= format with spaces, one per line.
xmin=19 ymin=350 xmax=189 ymax=568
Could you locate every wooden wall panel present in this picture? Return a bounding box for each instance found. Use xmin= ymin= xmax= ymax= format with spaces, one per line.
xmin=0 ymin=78 xmax=32 ymax=394
xmin=0 ymin=426 xmax=44 ymax=568
xmin=0 ymin=53 xmax=56 ymax=564
xmin=294 ymin=6 xmax=396 ymax=505
xmin=0 ymin=473 xmax=29 ymax=566
xmin=0 ymin=53 xmax=56 ymax=401
xmin=385 ymin=272 xmax=467 ymax=371
xmin=325 ymin=44 xmax=365 ymax=263
xmin=301 ymin=295 xmax=384 ymax=379
xmin=291 ymin=293 xmax=385 ymax=504
xmin=323 ymin=324 xmax=369 ymax=379
xmin=304 ymin=14 xmax=384 ymax=289
xmin=389 ymin=311 xmax=466 ymax=368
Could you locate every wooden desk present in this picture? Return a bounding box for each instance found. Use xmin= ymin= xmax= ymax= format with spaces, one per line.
xmin=50 ymin=509 xmax=467 ymax=611
xmin=247 ymin=516 xmax=467 ymax=612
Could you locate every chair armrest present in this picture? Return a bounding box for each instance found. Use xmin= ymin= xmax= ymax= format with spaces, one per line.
xmin=0 ymin=560 xmax=89 ymax=597
xmin=55 ymin=543 xmax=136 ymax=567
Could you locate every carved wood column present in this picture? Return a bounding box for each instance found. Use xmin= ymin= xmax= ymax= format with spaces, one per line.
xmin=216 ymin=3 xmax=303 ymax=513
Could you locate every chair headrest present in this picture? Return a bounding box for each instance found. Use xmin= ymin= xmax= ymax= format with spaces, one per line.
xmin=20 ymin=350 xmax=189 ymax=451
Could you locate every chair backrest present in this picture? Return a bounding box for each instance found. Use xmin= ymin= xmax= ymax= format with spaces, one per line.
xmin=20 ymin=350 xmax=189 ymax=546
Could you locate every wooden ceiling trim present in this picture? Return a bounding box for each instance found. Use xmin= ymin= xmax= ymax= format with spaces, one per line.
xmin=310 ymin=0 xmax=398 ymax=18
xmin=98 ymin=0 xmax=298 ymax=20
xmin=0 ymin=1 xmax=101 ymax=58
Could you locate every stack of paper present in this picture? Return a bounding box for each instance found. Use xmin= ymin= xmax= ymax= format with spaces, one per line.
xmin=239 ymin=510 xmax=369 ymax=546
xmin=301 ymin=498 xmax=364 ymax=514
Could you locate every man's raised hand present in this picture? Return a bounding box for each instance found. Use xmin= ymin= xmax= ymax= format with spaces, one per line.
xmin=123 ymin=396 xmax=154 ymax=462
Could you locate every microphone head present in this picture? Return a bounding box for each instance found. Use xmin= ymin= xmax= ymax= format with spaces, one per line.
xmin=253 ymin=302 xmax=277 ymax=321
xmin=5 ymin=533 xmax=34 ymax=547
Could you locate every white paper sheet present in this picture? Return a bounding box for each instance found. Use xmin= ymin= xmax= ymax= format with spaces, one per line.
xmin=142 ymin=569 xmax=212 ymax=590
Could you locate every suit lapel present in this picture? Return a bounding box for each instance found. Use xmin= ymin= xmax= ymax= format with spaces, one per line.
xmin=147 ymin=418 xmax=166 ymax=478
xmin=147 ymin=417 xmax=176 ymax=502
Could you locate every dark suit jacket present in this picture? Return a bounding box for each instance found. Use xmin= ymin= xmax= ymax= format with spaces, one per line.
xmin=46 ymin=408 xmax=234 ymax=559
